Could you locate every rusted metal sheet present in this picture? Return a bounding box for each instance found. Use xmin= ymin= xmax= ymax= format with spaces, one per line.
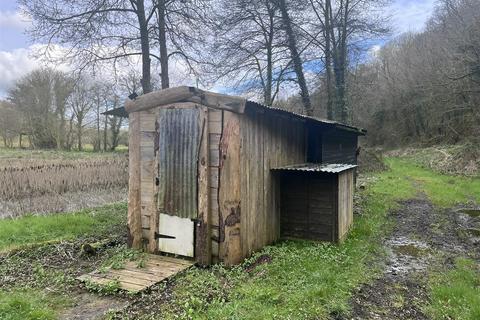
xmin=157 ymin=108 xmax=200 ymax=219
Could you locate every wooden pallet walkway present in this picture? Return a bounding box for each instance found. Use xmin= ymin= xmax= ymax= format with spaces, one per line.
xmin=78 ymin=254 xmax=194 ymax=293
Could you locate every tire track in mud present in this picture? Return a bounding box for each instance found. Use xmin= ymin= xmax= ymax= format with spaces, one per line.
xmin=346 ymin=196 xmax=480 ymax=320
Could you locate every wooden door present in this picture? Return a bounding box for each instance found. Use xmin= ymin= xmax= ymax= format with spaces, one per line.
xmin=157 ymin=108 xmax=201 ymax=257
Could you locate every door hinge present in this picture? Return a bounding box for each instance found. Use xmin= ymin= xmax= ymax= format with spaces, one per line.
xmin=155 ymin=232 xmax=176 ymax=240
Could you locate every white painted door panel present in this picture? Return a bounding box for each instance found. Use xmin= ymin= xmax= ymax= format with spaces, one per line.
xmin=158 ymin=213 xmax=194 ymax=257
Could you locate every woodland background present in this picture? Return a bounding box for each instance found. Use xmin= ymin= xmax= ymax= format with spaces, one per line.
xmin=0 ymin=0 xmax=478 ymax=150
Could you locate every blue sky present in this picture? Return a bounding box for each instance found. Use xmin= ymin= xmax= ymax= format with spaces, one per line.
xmin=0 ymin=0 xmax=438 ymax=98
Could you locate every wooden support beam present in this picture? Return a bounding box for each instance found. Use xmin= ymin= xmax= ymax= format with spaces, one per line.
xmin=124 ymin=86 xmax=246 ymax=115
xmin=196 ymin=107 xmax=212 ymax=266
xmin=127 ymin=112 xmax=143 ymax=249
xmin=218 ymin=112 xmax=242 ymax=266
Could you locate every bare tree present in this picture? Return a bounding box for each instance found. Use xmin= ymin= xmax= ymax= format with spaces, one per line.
xmin=21 ymin=0 xmax=157 ymax=94
xmin=69 ymin=79 xmax=95 ymax=151
xmin=207 ymin=0 xmax=292 ymax=105
xmin=276 ymin=0 xmax=313 ymax=115
xmin=308 ymin=0 xmax=390 ymax=122
xmin=154 ymin=0 xmax=212 ymax=89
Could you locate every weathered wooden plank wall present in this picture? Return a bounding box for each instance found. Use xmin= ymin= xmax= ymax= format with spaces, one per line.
xmin=280 ymin=173 xmax=336 ymax=241
xmin=337 ymin=169 xmax=354 ymax=241
xmin=215 ymin=107 xmax=305 ymax=264
xmin=321 ymin=130 xmax=358 ymax=164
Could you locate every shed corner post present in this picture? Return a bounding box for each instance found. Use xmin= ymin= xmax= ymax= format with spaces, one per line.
xmin=196 ymin=107 xmax=212 ymax=266
xmin=127 ymin=111 xmax=143 ymax=249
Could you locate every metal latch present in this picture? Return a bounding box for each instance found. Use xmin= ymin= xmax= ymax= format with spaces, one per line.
xmin=155 ymin=232 xmax=176 ymax=239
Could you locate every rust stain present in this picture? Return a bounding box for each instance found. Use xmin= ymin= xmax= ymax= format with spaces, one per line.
xmin=224 ymin=205 xmax=241 ymax=226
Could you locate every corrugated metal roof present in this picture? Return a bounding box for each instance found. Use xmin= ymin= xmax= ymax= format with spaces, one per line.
xmin=246 ymin=101 xmax=366 ymax=135
xmin=271 ymin=163 xmax=357 ymax=173
xmin=117 ymin=87 xmax=366 ymax=135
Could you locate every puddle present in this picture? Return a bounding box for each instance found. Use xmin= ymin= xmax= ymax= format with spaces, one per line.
xmin=458 ymin=209 xmax=480 ymax=218
xmin=392 ymin=244 xmax=430 ymax=257
xmin=384 ymin=237 xmax=432 ymax=276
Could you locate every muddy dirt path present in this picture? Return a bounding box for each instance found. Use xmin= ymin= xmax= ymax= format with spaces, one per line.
xmin=348 ymin=196 xmax=480 ymax=320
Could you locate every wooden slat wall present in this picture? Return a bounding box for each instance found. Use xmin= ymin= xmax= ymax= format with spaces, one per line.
xmin=216 ymin=107 xmax=305 ymax=264
xmin=337 ymin=169 xmax=354 ymax=241
xmin=208 ymin=109 xmax=222 ymax=263
xmin=280 ymin=173 xmax=336 ymax=241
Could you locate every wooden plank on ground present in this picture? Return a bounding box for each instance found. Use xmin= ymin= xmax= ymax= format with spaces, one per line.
xmin=77 ymin=254 xmax=194 ymax=293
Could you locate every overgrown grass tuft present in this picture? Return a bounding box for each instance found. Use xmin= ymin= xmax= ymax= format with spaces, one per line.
xmin=0 ymin=289 xmax=70 ymax=320
xmin=426 ymin=258 xmax=480 ymax=320
xmin=0 ymin=203 xmax=126 ymax=252
xmin=385 ymin=158 xmax=480 ymax=206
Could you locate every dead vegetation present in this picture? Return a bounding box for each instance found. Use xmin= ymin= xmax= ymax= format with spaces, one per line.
xmin=0 ymin=155 xmax=128 ymax=218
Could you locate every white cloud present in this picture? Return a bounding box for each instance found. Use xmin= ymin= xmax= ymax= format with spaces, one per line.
xmin=0 ymin=44 xmax=71 ymax=98
xmin=0 ymin=10 xmax=30 ymax=30
xmin=389 ymin=0 xmax=437 ymax=35
xmin=0 ymin=47 xmax=36 ymax=96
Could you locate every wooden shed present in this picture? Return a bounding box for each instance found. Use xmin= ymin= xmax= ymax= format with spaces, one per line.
xmin=124 ymin=86 xmax=365 ymax=266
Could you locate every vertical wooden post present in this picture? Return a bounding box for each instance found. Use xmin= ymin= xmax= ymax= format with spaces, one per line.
xmin=127 ymin=112 xmax=143 ymax=249
xmin=196 ymin=107 xmax=211 ymax=265
xmin=218 ymin=112 xmax=242 ymax=266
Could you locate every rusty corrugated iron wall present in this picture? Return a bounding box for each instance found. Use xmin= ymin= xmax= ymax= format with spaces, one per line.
xmin=157 ymin=108 xmax=201 ymax=219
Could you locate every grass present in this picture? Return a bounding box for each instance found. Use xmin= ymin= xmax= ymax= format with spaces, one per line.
xmin=0 ymin=203 xmax=127 ymax=252
xmin=149 ymin=161 xmax=417 ymax=320
xmin=385 ymin=158 xmax=480 ymax=206
xmin=149 ymin=158 xmax=480 ymax=319
xmin=1 ymin=155 xmax=478 ymax=319
xmin=426 ymin=258 xmax=480 ymax=320
xmin=0 ymin=288 xmax=70 ymax=320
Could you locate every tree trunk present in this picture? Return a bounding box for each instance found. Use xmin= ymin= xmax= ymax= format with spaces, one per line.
xmin=265 ymin=44 xmax=273 ymax=106
xmin=277 ymin=0 xmax=312 ymax=115
xmin=325 ymin=0 xmax=334 ymax=120
xmin=77 ymin=119 xmax=83 ymax=151
xmin=96 ymin=96 xmax=101 ymax=151
xmin=158 ymin=0 xmax=169 ymax=89
xmin=104 ymin=114 xmax=108 ymax=151
xmin=334 ymin=0 xmax=349 ymax=123
xmin=264 ymin=3 xmax=275 ymax=105
xmin=136 ymin=0 xmax=152 ymax=94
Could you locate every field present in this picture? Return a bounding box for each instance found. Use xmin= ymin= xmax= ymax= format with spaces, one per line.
xmin=0 ymin=148 xmax=128 ymax=218
xmin=0 ymin=151 xmax=478 ymax=319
